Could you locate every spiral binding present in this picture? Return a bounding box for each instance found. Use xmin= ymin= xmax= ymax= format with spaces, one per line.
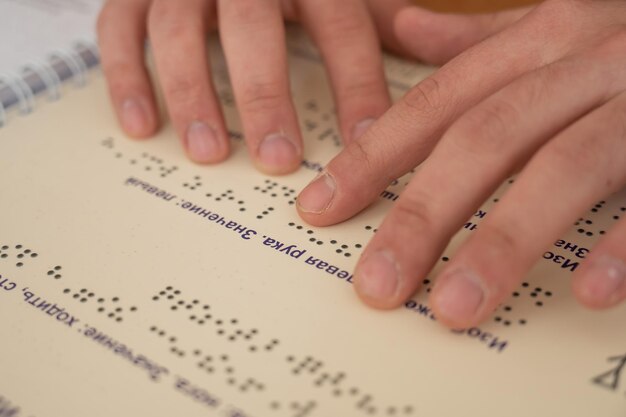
xmin=0 ymin=40 xmax=99 ymax=128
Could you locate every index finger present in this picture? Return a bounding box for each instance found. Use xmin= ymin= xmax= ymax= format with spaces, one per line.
xmin=296 ymin=3 xmax=569 ymax=226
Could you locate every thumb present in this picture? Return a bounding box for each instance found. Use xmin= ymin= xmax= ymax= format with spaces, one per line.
xmin=394 ymin=5 xmax=533 ymax=65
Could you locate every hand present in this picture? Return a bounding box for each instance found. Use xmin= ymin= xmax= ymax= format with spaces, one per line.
xmin=96 ymin=0 xmax=417 ymax=174
xmin=297 ymin=0 xmax=626 ymax=328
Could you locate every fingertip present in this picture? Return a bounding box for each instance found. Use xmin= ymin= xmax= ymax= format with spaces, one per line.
xmin=393 ymin=6 xmax=456 ymax=65
xmin=429 ymin=267 xmax=488 ymax=329
xmin=119 ymin=97 xmax=159 ymax=139
xmin=185 ymin=121 xmax=230 ymax=165
xmin=572 ymin=255 xmax=626 ymax=310
xmin=353 ymin=250 xmax=406 ymax=310
xmin=254 ymin=133 xmax=302 ymax=176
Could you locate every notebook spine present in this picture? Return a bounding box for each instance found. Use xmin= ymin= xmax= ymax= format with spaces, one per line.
xmin=0 ymin=40 xmax=100 ymax=127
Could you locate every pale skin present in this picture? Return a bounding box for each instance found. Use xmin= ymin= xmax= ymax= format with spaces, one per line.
xmin=98 ymin=0 xmax=626 ymax=329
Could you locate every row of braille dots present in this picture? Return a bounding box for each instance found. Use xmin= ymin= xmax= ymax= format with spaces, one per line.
xmin=205 ymin=189 xmax=247 ymax=212
xmin=286 ymin=356 xmax=413 ymax=416
xmin=287 ymin=222 xmax=362 ymax=257
xmin=152 ymin=286 xmax=279 ymax=352
xmin=149 ymin=325 xmax=186 ymax=357
xmin=0 ymin=245 xmax=39 ymax=267
xmin=46 ymin=265 xmax=63 ymax=280
xmin=575 ymin=205 xmax=626 ymax=237
xmin=196 ymin=352 xmax=266 ymax=393
xmin=141 ymin=152 xmax=178 ymax=178
xmin=183 ymin=176 xmax=202 ymax=190
xmin=269 ymin=400 xmax=317 ymax=417
xmin=302 ymin=100 xmax=341 ymax=147
xmin=63 ymin=288 xmax=137 ymax=322
xmin=494 ymin=283 xmax=553 ymax=327
xmin=101 ymin=137 xmax=114 ymax=149
xmin=254 ymin=180 xmax=297 ymax=206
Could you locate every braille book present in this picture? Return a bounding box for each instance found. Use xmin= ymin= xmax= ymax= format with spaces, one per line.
xmin=0 ymin=25 xmax=624 ymax=417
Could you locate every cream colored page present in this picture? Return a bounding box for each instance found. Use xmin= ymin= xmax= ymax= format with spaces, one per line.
xmin=0 ymin=37 xmax=625 ymax=417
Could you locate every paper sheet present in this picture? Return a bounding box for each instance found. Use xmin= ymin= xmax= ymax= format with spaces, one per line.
xmin=0 ymin=33 xmax=625 ymax=417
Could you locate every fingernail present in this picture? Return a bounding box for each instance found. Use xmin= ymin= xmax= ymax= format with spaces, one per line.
xmin=186 ymin=121 xmax=220 ymax=163
xmin=297 ymin=171 xmax=336 ymax=214
xmin=257 ymin=133 xmax=299 ymax=170
xmin=581 ymin=256 xmax=626 ymax=304
xmin=433 ymin=268 xmax=485 ymax=322
xmin=351 ymin=118 xmax=375 ymax=141
xmin=121 ymin=98 xmax=148 ymax=136
xmin=357 ymin=250 xmax=400 ymax=301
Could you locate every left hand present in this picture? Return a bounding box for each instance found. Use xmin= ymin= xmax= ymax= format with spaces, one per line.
xmin=296 ymin=0 xmax=626 ymax=329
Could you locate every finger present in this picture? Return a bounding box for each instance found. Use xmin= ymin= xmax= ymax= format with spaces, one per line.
xmin=218 ymin=0 xmax=302 ymax=175
xmin=363 ymin=0 xmax=415 ymax=55
xmin=296 ymin=0 xmax=391 ymax=144
xmin=573 ymin=212 xmax=626 ymax=310
xmin=351 ymin=51 xmax=622 ymax=309
xmin=97 ymin=0 xmax=158 ymax=138
xmin=394 ymin=5 xmax=533 ymax=65
xmin=297 ymin=2 xmax=572 ymax=226
xmin=148 ymin=0 xmax=230 ymax=164
xmin=430 ymin=92 xmax=626 ymax=329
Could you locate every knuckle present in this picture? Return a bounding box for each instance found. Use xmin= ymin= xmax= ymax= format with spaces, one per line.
xmin=402 ymin=78 xmax=446 ymax=117
xmin=163 ymin=77 xmax=203 ymax=108
xmin=542 ymin=133 xmax=604 ymax=174
xmin=337 ymin=75 xmax=386 ymax=104
xmin=239 ymin=80 xmax=288 ymax=112
xmin=480 ymin=222 xmax=521 ymax=256
xmin=148 ymin=1 xmax=202 ymax=41
xmin=392 ymin=192 xmax=436 ymax=234
xmin=449 ymin=98 xmax=519 ymax=155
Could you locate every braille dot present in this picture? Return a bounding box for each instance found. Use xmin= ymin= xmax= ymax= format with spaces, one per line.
xmin=108 ymin=313 xmax=115 ymax=318
xmin=503 ymin=320 xmax=511 ymax=326
xmin=536 ymin=301 xmax=543 ymax=307
xmin=591 ymin=208 xmax=598 ymax=213
xmin=98 ymin=298 xmax=105 ymax=303
xmin=54 ymin=274 xmax=61 ymax=279
xmin=522 ymin=282 xmax=529 ymax=287
xmin=17 ymin=254 xmax=23 ymax=259
xmin=519 ymin=319 xmax=527 ymax=325
xmin=73 ymin=294 xmax=80 ymax=299
xmin=545 ymin=291 xmax=552 ymax=297
xmin=535 ymin=287 xmax=542 ymax=292
xmin=174 ymin=290 xmax=181 ymax=295
xmin=152 ymin=296 xmax=159 ymax=301
xmin=98 ymin=307 xmax=105 ymax=313
xmin=513 ymin=292 xmax=520 ymax=297
xmin=112 ymin=297 xmax=119 ymax=302
xmin=171 ymin=306 xmax=178 ymax=311
xmin=442 ymin=256 xmax=450 ymax=262
xmin=336 ymin=249 xmax=343 ymax=254
xmin=16 ymin=245 xmax=22 ymax=249
xmin=317 ymin=241 xmax=323 ymax=245
xmin=80 ymin=298 xmax=88 ymax=303
xmin=63 ymin=288 xmax=70 ymax=294
xmin=530 ymin=292 xmax=537 ymax=297
xmin=504 ymin=306 xmax=512 ymax=312
xmin=16 ymin=262 xmax=23 ymax=267
xmin=166 ymin=286 xmax=173 ymax=291
xmin=494 ymin=316 xmax=502 ymax=322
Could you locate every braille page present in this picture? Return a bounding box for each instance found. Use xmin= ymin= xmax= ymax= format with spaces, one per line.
xmin=0 ymin=35 xmax=625 ymax=417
